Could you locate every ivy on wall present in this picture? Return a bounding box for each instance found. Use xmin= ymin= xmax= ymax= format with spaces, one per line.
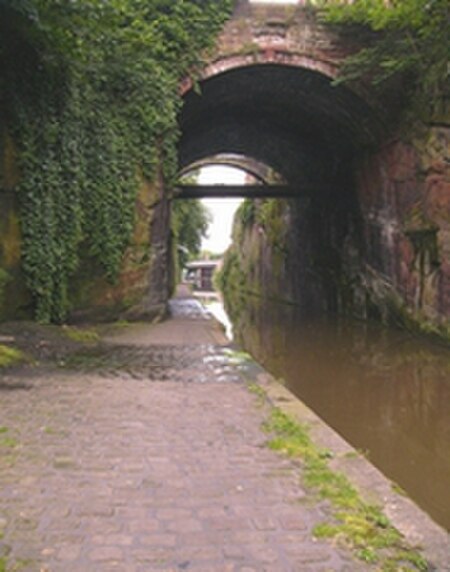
xmin=320 ymin=0 xmax=449 ymax=120
xmin=0 ymin=0 xmax=232 ymax=322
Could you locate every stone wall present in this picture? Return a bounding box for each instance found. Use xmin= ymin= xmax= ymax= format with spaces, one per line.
xmin=357 ymin=123 xmax=450 ymax=334
xmin=69 ymin=173 xmax=171 ymax=323
xmin=0 ymin=127 xmax=172 ymax=323
xmin=209 ymin=2 xmax=450 ymax=339
xmin=0 ymin=129 xmax=30 ymax=320
xmin=222 ymin=121 xmax=450 ymax=340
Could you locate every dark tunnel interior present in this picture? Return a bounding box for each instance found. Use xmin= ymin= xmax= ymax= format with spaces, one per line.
xmin=178 ymin=64 xmax=383 ymax=315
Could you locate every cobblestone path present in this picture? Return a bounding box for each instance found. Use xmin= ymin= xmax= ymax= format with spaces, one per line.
xmin=0 ymin=297 xmax=369 ymax=571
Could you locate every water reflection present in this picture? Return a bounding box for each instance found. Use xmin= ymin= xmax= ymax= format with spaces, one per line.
xmin=231 ymin=296 xmax=450 ymax=531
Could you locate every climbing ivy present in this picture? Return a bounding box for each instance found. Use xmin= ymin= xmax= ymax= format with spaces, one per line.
xmin=320 ymin=0 xmax=449 ymax=119
xmin=0 ymin=0 xmax=232 ymax=322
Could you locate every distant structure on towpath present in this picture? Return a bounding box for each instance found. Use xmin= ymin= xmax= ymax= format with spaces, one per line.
xmin=184 ymin=259 xmax=222 ymax=292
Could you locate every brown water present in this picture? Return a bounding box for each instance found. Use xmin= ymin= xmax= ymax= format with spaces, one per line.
xmin=231 ymin=298 xmax=450 ymax=531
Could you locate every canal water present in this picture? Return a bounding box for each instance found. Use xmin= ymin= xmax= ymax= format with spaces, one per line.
xmin=220 ymin=296 xmax=450 ymax=531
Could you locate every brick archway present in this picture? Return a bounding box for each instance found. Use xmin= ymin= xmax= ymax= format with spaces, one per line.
xmin=180 ymin=50 xmax=338 ymax=96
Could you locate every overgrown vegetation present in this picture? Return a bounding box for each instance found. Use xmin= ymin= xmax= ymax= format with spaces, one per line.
xmin=62 ymin=326 xmax=99 ymax=344
xmin=171 ymin=199 xmax=211 ymax=281
xmin=216 ymin=197 xmax=291 ymax=319
xmin=0 ymin=0 xmax=232 ymax=322
xmin=0 ymin=269 xmax=10 ymax=305
xmin=320 ymin=0 xmax=449 ymax=120
xmin=0 ymin=344 xmax=25 ymax=368
xmin=264 ymin=408 xmax=428 ymax=570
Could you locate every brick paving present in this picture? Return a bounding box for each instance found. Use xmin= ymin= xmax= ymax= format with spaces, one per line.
xmin=0 ymin=297 xmax=369 ymax=571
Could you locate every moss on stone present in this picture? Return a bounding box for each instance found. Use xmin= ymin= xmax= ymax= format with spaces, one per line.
xmin=0 ymin=344 xmax=25 ymax=368
xmin=264 ymin=408 xmax=428 ymax=571
xmin=61 ymin=326 xmax=100 ymax=344
xmin=0 ymin=131 xmax=20 ymax=191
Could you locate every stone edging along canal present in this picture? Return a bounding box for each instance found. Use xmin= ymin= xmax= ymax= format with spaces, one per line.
xmin=247 ymin=366 xmax=450 ymax=570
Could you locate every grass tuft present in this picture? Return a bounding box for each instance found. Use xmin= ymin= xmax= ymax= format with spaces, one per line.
xmin=0 ymin=345 xmax=25 ymax=368
xmin=0 ymin=435 xmax=18 ymax=449
xmin=247 ymin=383 xmax=267 ymax=405
xmin=62 ymin=327 xmax=100 ymax=343
xmin=264 ymin=408 xmax=428 ymax=571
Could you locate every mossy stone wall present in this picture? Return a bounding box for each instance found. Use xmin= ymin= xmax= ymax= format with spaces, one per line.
xmin=0 ymin=125 xmax=171 ymax=323
xmin=0 ymin=129 xmax=31 ymax=320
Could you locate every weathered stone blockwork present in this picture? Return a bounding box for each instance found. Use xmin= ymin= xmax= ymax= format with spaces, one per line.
xmin=69 ymin=173 xmax=171 ymax=323
xmin=200 ymin=0 xmax=450 ymax=337
xmin=357 ymin=126 xmax=450 ymax=331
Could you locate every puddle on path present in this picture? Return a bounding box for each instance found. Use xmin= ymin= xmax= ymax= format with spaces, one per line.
xmin=62 ymin=343 xmax=247 ymax=384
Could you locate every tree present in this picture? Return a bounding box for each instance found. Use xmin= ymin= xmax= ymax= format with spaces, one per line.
xmin=171 ymin=200 xmax=211 ymax=278
xmin=321 ymin=0 xmax=449 ymax=119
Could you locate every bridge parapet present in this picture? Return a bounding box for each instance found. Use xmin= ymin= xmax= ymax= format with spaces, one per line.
xmin=190 ymin=0 xmax=365 ymax=88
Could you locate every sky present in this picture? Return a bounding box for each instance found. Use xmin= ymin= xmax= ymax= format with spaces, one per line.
xmin=195 ymin=1 xmax=299 ymax=254
xmin=198 ymin=166 xmax=244 ymax=254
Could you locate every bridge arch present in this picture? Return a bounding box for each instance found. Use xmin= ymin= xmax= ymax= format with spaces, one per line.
xmin=178 ymin=0 xmax=385 ymax=187
xmin=179 ymin=60 xmax=382 ymax=191
xmin=175 ymin=0 xmax=450 ymax=330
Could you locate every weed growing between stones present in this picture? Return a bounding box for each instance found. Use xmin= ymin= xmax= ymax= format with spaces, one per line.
xmin=0 ymin=345 xmax=25 ymax=368
xmin=0 ymin=428 xmax=18 ymax=452
xmin=0 ymin=436 xmax=17 ymax=450
xmin=263 ymin=408 xmax=428 ymax=571
xmin=61 ymin=326 xmax=100 ymax=344
xmin=247 ymin=382 xmax=267 ymax=407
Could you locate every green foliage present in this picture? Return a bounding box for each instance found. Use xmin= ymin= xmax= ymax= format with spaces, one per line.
xmin=171 ymin=199 xmax=211 ymax=275
xmin=236 ymin=199 xmax=256 ymax=228
xmin=215 ymin=249 xmax=244 ymax=297
xmin=320 ymin=0 xmax=449 ymax=119
xmin=0 ymin=344 xmax=25 ymax=367
xmin=265 ymin=408 xmax=428 ymax=570
xmin=0 ymin=269 xmax=10 ymax=305
xmin=62 ymin=326 xmax=100 ymax=343
xmin=1 ymin=0 xmax=232 ymax=322
xmin=255 ymin=199 xmax=288 ymax=253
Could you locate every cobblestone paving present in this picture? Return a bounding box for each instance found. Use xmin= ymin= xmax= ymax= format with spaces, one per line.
xmin=0 ymin=299 xmax=370 ymax=571
xmin=62 ymin=345 xmax=244 ymax=383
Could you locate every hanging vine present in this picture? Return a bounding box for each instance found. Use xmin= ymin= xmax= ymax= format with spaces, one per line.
xmin=0 ymin=0 xmax=232 ymax=322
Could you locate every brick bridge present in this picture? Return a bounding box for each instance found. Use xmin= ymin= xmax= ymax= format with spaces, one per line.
xmin=176 ymin=0 xmax=450 ymax=332
xmin=0 ymin=0 xmax=449 ymax=334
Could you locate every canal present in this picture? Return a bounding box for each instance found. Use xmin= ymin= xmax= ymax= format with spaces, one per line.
xmin=212 ymin=295 xmax=450 ymax=532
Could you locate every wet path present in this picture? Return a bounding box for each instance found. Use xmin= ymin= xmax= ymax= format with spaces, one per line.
xmin=0 ymin=297 xmax=368 ymax=571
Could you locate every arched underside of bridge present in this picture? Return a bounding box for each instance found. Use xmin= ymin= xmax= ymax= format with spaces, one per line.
xmin=179 ymin=64 xmax=381 ymax=191
xmin=178 ymin=62 xmax=449 ymax=328
xmin=179 ymin=63 xmax=384 ymax=316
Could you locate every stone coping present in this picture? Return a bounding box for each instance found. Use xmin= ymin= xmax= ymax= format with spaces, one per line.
xmin=256 ymin=371 xmax=450 ymax=570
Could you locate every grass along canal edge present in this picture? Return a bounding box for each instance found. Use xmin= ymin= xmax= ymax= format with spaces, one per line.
xmin=246 ymin=374 xmax=450 ymax=571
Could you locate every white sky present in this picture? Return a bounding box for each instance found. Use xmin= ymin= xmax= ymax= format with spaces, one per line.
xmin=198 ymin=166 xmax=245 ymax=254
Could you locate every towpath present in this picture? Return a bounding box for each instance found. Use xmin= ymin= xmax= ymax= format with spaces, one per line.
xmin=0 ymin=291 xmax=381 ymax=571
